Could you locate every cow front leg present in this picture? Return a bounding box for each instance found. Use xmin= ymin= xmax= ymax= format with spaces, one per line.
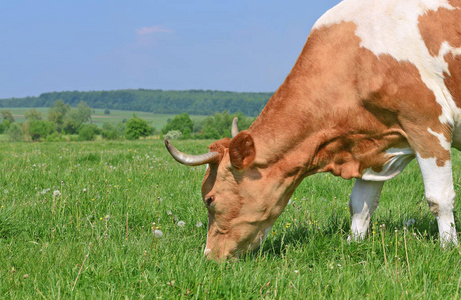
xmin=416 ymin=154 xmax=458 ymax=247
xmin=348 ymin=179 xmax=384 ymax=241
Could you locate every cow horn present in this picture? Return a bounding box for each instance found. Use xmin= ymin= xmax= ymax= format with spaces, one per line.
xmin=164 ymin=138 xmax=220 ymax=166
xmin=231 ymin=117 xmax=239 ymax=138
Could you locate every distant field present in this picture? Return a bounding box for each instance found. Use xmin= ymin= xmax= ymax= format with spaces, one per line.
xmin=4 ymin=107 xmax=207 ymax=131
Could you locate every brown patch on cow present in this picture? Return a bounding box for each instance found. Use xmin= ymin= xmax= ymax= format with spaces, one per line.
xmin=444 ymin=53 xmax=461 ymax=109
xmin=418 ymin=5 xmax=461 ymax=56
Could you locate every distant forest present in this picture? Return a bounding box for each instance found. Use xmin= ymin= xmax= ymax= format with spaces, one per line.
xmin=0 ymin=89 xmax=273 ymax=117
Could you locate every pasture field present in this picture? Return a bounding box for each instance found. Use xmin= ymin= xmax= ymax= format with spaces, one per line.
xmin=5 ymin=107 xmax=207 ymax=130
xmin=1 ymin=139 xmax=461 ymax=298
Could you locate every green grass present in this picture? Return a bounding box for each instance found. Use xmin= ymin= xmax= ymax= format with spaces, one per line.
xmin=1 ymin=140 xmax=461 ymax=298
xmin=5 ymin=107 xmax=207 ymax=130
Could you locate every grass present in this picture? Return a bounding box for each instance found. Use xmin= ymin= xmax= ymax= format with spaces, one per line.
xmin=5 ymin=107 xmax=207 ymax=130
xmin=1 ymin=139 xmax=461 ymax=298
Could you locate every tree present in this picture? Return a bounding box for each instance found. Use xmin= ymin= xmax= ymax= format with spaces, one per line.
xmin=101 ymin=122 xmax=121 ymax=140
xmin=126 ymin=116 xmax=153 ymax=140
xmin=24 ymin=108 xmax=42 ymax=121
xmin=77 ymin=101 xmax=92 ymax=123
xmin=63 ymin=101 xmax=92 ymax=134
xmin=194 ymin=111 xmax=255 ymax=139
xmin=164 ymin=130 xmax=182 ymax=140
xmin=161 ymin=113 xmax=193 ymax=135
xmin=47 ymin=99 xmax=70 ymax=132
xmin=77 ymin=124 xmax=100 ymax=141
xmin=104 ymin=109 xmax=110 ymax=115
xmin=28 ymin=120 xmax=55 ymax=141
xmin=63 ymin=110 xmax=82 ymax=134
xmin=6 ymin=123 xmax=23 ymax=142
xmin=0 ymin=110 xmax=14 ymax=122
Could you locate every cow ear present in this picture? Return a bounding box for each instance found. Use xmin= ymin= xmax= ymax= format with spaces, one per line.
xmin=229 ymin=131 xmax=256 ymax=169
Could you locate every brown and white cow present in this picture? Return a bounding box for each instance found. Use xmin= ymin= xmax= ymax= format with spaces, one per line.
xmin=165 ymin=0 xmax=461 ymax=260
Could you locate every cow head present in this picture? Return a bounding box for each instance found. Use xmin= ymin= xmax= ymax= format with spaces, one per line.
xmin=165 ymin=119 xmax=293 ymax=260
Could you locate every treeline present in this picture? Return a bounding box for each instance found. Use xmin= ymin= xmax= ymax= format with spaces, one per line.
xmin=0 ymin=89 xmax=272 ymax=117
xmin=0 ymin=99 xmax=254 ymax=142
xmin=0 ymin=100 xmax=154 ymax=142
xmin=162 ymin=111 xmax=255 ymax=140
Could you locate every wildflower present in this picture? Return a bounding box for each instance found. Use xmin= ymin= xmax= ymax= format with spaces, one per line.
xmin=154 ymin=229 xmax=163 ymax=238
xmin=177 ymin=221 xmax=185 ymax=227
xmin=167 ymin=211 xmax=172 ymax=216
xmin=286 ymin=223 xmax=291 ymax=228
xmin=53 ymin=190 xmax=61 ymax=197
xmin=405 ymin=219 xmax=415 ymax=227
xmin=105 ymin=215 xmax=110 ymax=221
xmin=83 ymin=188 xmax=87 ymax=193
xmin=294 ymin=270 xmax=299 ymax=274
xmin=196 ymin=221 xmax=203 ymax=227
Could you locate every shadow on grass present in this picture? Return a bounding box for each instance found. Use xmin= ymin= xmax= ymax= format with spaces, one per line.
xmin=245 ymin=209 xmax=449 ymax=259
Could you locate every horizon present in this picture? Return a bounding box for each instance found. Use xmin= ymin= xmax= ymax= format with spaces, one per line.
xmin=1 ymin=1 xmax=342 ymax=99
xmin=1 ymin=88 xmax=275 ymax=100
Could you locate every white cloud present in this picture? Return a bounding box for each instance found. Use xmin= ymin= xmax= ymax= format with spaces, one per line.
xmin=137 ymin=25 xmax=173 ymax=35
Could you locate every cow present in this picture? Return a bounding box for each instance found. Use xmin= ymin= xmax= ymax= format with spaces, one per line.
xmin=165 ymin=0 xmax=461 ymax=260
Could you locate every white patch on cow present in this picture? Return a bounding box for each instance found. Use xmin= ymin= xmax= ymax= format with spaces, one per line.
xmin=262 ymin=226 xmax=272 ymax=242
xmin=361 ymin=147 xmax=415 ymax=181
xmin=348 ymin=179 xmax=384 ymax=241
xmin=248 ymin=226 xmax=273 ymax=252
xmin=416 ymin=154 xmax=457 ymax=246
xmin=204 ymin=214 xmax=210 ymax=256
xmin=427 ymin=127 xmax=451 ymax=151
xmin=314 ymin=0 xmax=460 ymax=128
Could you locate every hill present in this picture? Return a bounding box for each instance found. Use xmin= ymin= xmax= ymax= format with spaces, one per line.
xmin=0 ymin=89 xmax=273 ymax=117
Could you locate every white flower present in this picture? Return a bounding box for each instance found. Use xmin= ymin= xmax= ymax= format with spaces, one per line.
xmin=154 ymin=230 xmax=163 ymax=238
xmin=196 ymin=221 xmax=203 ymax=227
xmin=405 ymin=219 xmax=415 ymax=227
xmin=177 ymin=221 xmax=185 ymax=227
xmin=53 ymin=190 xmax=61 ymax=197
xmin=167 ymin=211 xmax=172 ymax=216
xmin=82 ymin=188 xmax=87 ymax=193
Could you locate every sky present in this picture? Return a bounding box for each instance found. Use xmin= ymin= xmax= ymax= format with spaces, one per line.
xmin=0 ymin=0 xmax=342 ymax=99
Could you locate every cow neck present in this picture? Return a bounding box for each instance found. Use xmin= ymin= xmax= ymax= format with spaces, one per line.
xmin=248 ymin=74 xmax=329 ymax=178
xmin=247 ymin=59 xmax=380 ymax=182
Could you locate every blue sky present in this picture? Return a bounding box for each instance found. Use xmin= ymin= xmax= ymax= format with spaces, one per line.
xmin=0 ymin=0 xmax=342 ymax=99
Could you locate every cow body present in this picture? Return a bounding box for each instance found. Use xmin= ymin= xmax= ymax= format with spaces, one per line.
xmin=166 ymin=0 xmax=461 ymax=259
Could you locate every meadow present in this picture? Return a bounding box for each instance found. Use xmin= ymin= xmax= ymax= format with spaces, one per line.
xmin=1 ymin=139 xmax=461 ymax=299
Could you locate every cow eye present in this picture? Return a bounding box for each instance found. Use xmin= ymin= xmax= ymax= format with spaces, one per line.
xmin=205 ymin=195 xmax=215 ymax=207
